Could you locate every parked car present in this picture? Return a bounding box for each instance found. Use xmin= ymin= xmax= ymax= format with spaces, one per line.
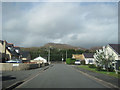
xmin=75 ymin=60 xmax=81 ymax=65
xmin=5 ymin=59 xmax=22 ymax=63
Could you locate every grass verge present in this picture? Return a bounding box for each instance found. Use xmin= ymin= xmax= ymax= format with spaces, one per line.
xmin=77 ymin=65 xmax=120 ymax=79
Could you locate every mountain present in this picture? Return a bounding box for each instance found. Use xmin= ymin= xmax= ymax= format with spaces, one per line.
xmin=40 ymin=43 xmax=86 ymax=50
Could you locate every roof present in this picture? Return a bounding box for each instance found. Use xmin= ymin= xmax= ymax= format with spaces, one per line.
xmin=21 ymin=51 xmax=30 ymax=58
xmin=6 ymin=43 xmax=14 ymax=47
xmin=109 ymin=44 xmax=120 ymax=55
xmin=7 ymin=48 xmax=20 ymax=56
xmin=83 ymin=53 xmax=94 ymax=58
xmin=72 ymin=54 xmax=84 ymax=60
xmin=14 ymin=46 xmax=20 ymax=50
xmin=7 ymin=43 xmax=13 ymax=45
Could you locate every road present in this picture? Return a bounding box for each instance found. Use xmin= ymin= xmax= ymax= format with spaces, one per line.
xmin=16 ymin=64 xmax=107 ymax=88
xmin=2 ymin=66 xmax=49 ymax=89
xmin=0 ymin=71 xmax=2 ymax=90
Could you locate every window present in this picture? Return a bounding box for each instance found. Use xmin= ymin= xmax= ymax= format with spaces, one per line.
xmin=89 ymin=60 xmax=93 ymax=63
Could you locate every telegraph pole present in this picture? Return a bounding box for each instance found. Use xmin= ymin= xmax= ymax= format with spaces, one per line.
xmin=48 ymin=46 xmax=51 ymax=64
xmin=62 ymin=54 xmax=63 ymax=62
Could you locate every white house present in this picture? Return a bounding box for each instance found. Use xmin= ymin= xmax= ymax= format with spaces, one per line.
xmin=33 ymin=55 xmax=47 ymax=63
xmin=83 ymin=53 xmax=95 ymax=64
xmin=105 ymin=44 xmax=120 ymax=70
xmin=106 ymin=44 xmax=120 ymax=60
xmin=94 ymin=44 xmax=120 ymax=70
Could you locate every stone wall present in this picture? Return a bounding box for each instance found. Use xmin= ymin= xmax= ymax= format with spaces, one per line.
xmin=0 ymin=63 xmax=47 ymax=71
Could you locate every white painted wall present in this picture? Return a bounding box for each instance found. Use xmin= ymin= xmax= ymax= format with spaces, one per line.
xmin=106 ymin=45 xmax=120 ymax=60
xmin=85 ymin=58 xmax=95 ymax=64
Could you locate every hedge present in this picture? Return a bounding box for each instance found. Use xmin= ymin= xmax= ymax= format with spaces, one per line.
xmin=88 ymin=64 xmax=96 ymax=68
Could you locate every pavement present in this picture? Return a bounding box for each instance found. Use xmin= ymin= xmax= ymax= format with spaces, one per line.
xmin=73 ymin=65 xmax=120 ymax=88
xmin=2 ymin=65 xmax=51 ymax=89
xmin=15 ymin=64 xmax=108 ymax=88
xmin=0 ymin=72 xmax=2 ymax=90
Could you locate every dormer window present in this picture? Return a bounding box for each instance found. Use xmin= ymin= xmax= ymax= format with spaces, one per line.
xmin=15 ymin=49 xmax=19 ymax=53
xmin=8 ymin=47 xmax=11 ymax=50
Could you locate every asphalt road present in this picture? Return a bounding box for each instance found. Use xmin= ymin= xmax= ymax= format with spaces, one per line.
xmin=16 ymin=64 xmax=107 ymax=88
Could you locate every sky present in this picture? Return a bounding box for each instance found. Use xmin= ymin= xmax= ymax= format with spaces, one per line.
xmin=2 ymin=2 xmax=118 ymax=48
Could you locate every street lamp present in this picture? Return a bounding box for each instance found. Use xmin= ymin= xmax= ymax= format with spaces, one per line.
xmin=48 ymin=46 xmax=51 ymax=64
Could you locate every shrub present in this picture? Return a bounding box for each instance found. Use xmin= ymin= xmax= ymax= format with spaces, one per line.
xmin=66 ymin=58 xmax=71 ymax=64
xmin=96 ymin=66 xmax=102 ymax=71
xmin=89 ymin=64 xmax=96 ymax=68
xmin=66 ymin=58 xmax=76 ymax=65
xmin=108 ymin=66 xmax=114 ymax=72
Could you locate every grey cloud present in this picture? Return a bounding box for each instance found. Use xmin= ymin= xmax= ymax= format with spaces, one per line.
xmin=2 ymin=2 xmax=118 ymax=48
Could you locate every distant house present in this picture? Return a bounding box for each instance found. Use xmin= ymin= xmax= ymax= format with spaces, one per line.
xmin=83 ymin=53 xmax=95 ymax=64
xmin=72 ymin=54 xmax=84 ymax=60
xmin=31 ymin=55 xmax=47 ymax=64
xmin=105 ymin=44 xmax=120 ymax=70
xmin=21 ymin=51 xmax=31 ymax=63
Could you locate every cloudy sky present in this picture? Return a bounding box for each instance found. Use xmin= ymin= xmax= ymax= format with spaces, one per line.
xmin=2 ymin=2 xmax=118 ymax=48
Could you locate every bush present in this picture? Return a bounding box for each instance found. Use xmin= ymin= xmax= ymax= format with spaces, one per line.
xmin=96 ymin=66 xmax=102 ymax=71
xmin=89 ymin=64 xmax=96 ymax=68
xmin=108 ymin=66 xmax=114 ymax=72
xmin=66 ymin=58 xmax=71 ymax=64
xmin=66 ymin=58 xmax=76 ymax=65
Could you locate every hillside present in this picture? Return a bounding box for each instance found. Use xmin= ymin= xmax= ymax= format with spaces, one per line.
xmin=20 ymin=43 xmax=102 ymax=52
xmin=40 ymin=43 xmax=86 ymax=50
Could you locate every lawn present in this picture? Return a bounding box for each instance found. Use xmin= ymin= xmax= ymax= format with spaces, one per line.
xmin=77 ymin=65 xmax=120 ymax=79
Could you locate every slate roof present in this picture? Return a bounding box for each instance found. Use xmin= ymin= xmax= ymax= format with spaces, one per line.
xmin=6 ymin=43 xmax=20 ymax=56
xmin=109 ymin=44 xmax=120 ymax=55
xmin=7 ymin=48 xmax=19 ymax=56
xmin=83 ymin=53 xmax=94 ymax=58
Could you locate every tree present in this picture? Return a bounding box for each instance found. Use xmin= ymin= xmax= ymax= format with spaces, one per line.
xmin=94 ymin=46 xmax=115 ymax=71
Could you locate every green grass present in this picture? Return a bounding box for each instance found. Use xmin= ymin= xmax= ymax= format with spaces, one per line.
xmin=77 ymin=65 xmax=120 ymax=79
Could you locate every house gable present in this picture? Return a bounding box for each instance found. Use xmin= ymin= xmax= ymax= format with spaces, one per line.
xmin=108 ymin=44 xmax=120 ymax=56
xmin=106 ymin=44 xmax=120 ymax=60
